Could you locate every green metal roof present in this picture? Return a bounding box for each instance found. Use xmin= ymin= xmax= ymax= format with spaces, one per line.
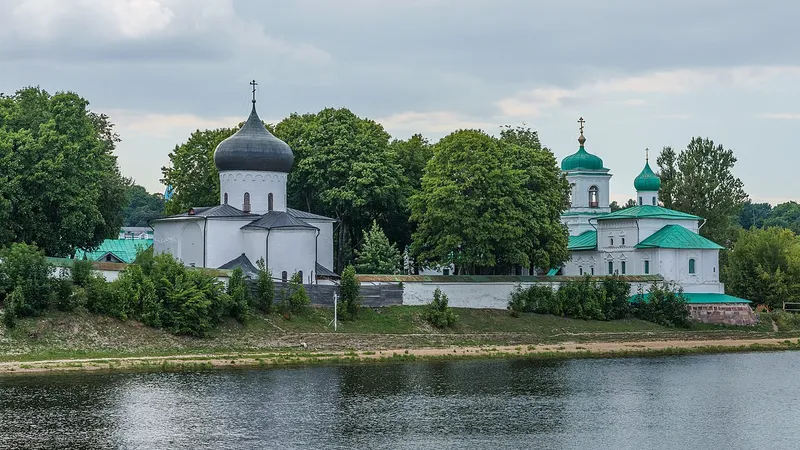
xmin=635 ymin=225 xmax=723 ymax=250
xmin=597 ymin=205 xmax=701 ymax=221
xmin=568 ymin=230 xmax=597 ymax=251
xmin=634 ymin=160 xmax=661 ymax=192
xmin=629 ymin=292 xmax=751 ymax=304
xmin=561 ymin=146 xmax=607 ymax=171
xmin=74 ymin=239 xmax=153 ymax=264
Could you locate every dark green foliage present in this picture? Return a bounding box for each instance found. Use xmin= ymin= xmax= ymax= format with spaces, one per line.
xmin=424 ymin=287 xmax=458 ymax=328
xmin=2 ymin=288 xmax=21 ymax=328
xmin=763 ymin=201 xmax=800 ymax=235
xmin=71 ymin=258 xmax=94 ymax=287
xmin=508 ymin=275 xmax=631 ymax=321
xmin=630 ymin=282 xmax=690 ymax=328
xmin=0 ymin=243 xmax=53 ymax=318
xmin=355 ymin=221 xmax=401 ymax=274
xmin=282 ymin=271 xmax=310 ymax=316
xmin=227 ymin=267 xmax=251 ymax=324
xmin=508 ymin=283 xmax=556 ymax=317
xmin=338 ymin=265 xmax=361 ymax=321
xmin=602 ymin=276 xmax=633 ymax=320
xmin=0 ymin=87 xmax=127 ymax=257
xmin=254 ymin=258 xmax=274 ymax=313
xmin=52 ymin=277 xmax=78 ymax=312
xmin=739 ymin=200 xmax=772 ymax=230
xmin=123 ymin=183 xmax=165 ymax=226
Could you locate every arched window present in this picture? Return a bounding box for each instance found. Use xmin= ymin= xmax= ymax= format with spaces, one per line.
xmin=243 ymin=192 xmax=251 ymax=213
xmin=579 ymin=267 xmax=583 ymax=275
xmin=610 ymin=236 xmax=614 ymax=246
xmin=281 ymin=271 xmax=288 ymax=282
xmin=589 ymin=186 xmax=599 ymax=208
xmin=644 ymin=260 xmax=650 ymax=274
xmin=298 ymin=270 xmax=303 ymax=283
xmin=689 ymin=258 xmax=696 ymax=274
xmin=608 ymin=261 xmax=613 ymax=275
xmin=639 ymin=196 xmax=643 ymax=205
xmin=223 ymin=193 xmax=228 ymax=205
xmin=652 ymin=197 xmax=657 ymax=206
xmin=590 ymin=267 xmax=594 ymax=275
xmin=268 ymin=193 xmax=274 ymax=212
xmin=621 ymin=261 xmax=626 ymax=275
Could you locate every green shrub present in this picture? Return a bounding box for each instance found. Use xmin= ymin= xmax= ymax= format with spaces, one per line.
xmin=52 ymin=277 xmax=78 ymax=312
xmin=285 ymin=271 xmax=310 ymax=314
xmin=630 ymin=282 xmax=690 ymax=328
xmin=0 ymin=243 xmax=53 ymax=317
xmin=771 ymin=311 xmax=800 ymax=331
xmin=3 ymin=287 xmax=22 ymax=328
xmin=601 ymin=275 xmax=632 ymax=320
xmin=508 ymin=283 xmax=556 ymax=316
xmin=227 ymin=267 xmax=251 ymax=324
xmin=338 ymin=265 xmax=361 ymax=320
xmin=424 ymin=287 xmax=458 ymax=328
xmin=71 ymin=258 xmax=94 ymax=287
xmin=254 ymin=258 xmax=274 ymax=313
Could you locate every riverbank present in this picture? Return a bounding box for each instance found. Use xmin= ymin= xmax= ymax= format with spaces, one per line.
xmin=1 ymin=306 xmax=800 ymax=374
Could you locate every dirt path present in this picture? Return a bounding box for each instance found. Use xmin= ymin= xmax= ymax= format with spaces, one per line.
xmin=1 ymin=337 xmax=797 ymax=375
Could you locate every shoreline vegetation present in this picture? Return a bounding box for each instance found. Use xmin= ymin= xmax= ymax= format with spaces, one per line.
xmin=2 ymin=306 xmax=800 ymax=375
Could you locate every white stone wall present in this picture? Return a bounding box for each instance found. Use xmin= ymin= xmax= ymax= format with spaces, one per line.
xmin=242 ymin=229 xmax=267 ymax=268
xmin=655 ymin=248 xmax=720 ymax=286
xmin=301 ymin=219 xmax=334 ymax=271
xmin=219 ymin=170 xmax=288 ymax=214
xmin=205 ymin=218 xmax=251 ymax=268
xmin=636 ymin=190 xmax=659 ymax=206
xmin=153 ymin=218 xmax=206 ymax=267
xmin=567 ymin=172 xmax=612 ymax=211
xmin=268 ymin=228 xmax=317 ymax=284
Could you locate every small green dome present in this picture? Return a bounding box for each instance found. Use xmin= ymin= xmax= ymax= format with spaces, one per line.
xmin=561 ymin=145 xmax=605 ymax=171
xmin=634 ymin=161 xmax=661 ymax=191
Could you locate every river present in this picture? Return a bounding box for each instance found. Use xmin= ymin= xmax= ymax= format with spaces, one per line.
xmin=1 ymin=351 xmax=798 ymax=449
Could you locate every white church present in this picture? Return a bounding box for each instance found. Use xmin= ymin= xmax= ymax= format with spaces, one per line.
xmin=152 ymin=85 xmax=337 ymax=283
xmin=558 ymin=119 xmax=748 ymax=303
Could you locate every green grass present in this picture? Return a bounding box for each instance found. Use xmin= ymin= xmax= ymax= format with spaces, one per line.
xmin=0 ymin=307 xmax=795 ymax=364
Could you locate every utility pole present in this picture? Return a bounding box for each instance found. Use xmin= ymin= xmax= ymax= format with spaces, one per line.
xmin=329 ymin=292 xmax=338 ymax=331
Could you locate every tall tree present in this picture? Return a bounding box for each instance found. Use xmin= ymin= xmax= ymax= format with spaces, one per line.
xmin=763 ymin=201 xmax=800 ymax=235
xmin=123 ymin=182 xmax=165 ymax=227
xmin=0 ymin=87 xmax=127 ymax=256
xmin=160 ymin=127 xmax=236 ymax=215
xmin=656 ymin=138 xmax=748 ymax=245
xmin=385 ymin=134 xmax=434 ymax=250
xmin=738 ymin=200 xmax=772 ymax=230
xmin=355 ymin=221 xmax=402 ymax=274
xmin=274 ymin=108 xmax=405 ymax=272
xmin=411 ymin=128 xmax=569 ymax=274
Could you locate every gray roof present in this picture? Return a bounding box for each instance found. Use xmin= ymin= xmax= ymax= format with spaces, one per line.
xmin=121 ymin=227 xmax=153 ymax=233
xmin=159 ymin=204 xmax=258 ymax=220
xmin=242 ymin=210 xmax=318 ymax=230
xmin=213 ymin=104 xmax=294 ymax=173
xmin=286 ymin=208 xmax=336 ymax=222
xmin=219 ymin=253 xmax=259 ymax=278
xmin=315 ymin=262 xmax=339 ymax=279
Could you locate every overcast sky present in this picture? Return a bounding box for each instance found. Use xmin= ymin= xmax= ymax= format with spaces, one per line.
xmin=1 ymin=0 xmax=798 ymax=204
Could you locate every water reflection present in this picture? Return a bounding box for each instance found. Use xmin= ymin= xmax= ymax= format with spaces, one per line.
xmin=2 ymin=353 xmax=800 ymax=449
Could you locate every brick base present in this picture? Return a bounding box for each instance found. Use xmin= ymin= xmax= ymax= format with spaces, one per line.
xmin=689 ymin=303 xmax=758 ymax=326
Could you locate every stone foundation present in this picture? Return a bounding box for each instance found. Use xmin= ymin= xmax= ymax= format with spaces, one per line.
xmin=689 ymin=303 xmax=758 ymax=326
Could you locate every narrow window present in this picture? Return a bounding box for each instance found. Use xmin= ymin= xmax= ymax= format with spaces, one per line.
xmin=689 ymin=258 xmax=696 ymax=274
xmin=243 ymin=192 xmax=251 ymax=213
xmin=589 ymin=186 xmax=599 ymax=208
xmin=281 ymin=271 xmax=288 ymax=282
xmin=224 ymin=193 xmax=228 ymax=205
xmin=608 ymin=261 xmax=613 ymax=275
xmin=298 ymin=270 xmax=303 ymax=283
xmin=652 ymin=197 xmax=657 ymax=206
xmin=621 ymin=237 xmax=626 ymax=246
xmin=268 ymin=193 xmax=274 ymax=212
xmin=621 ymin=261 xmax=626 ymax=275
xmin=610 ymin=237 xmax=614 ymax=246
xmin=639 ymin=196 xmax=643 ymax=205
xmin=644 ymin=260 xmax=650 ymax=274
xmin=579 ymin=267 xmax=583 ymax=275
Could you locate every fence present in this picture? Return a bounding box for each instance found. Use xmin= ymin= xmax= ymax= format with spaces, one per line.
xmin=249 ymin=281 xmax=404 ymax=307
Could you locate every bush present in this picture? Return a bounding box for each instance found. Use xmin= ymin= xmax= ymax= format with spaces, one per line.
xmin=227 ymin=267 xmax=251 ymax=324
xmin=601 ymin=275 xmax=632 ymax=320
xmin=424 ymin=287 xmax=458 ymax=328
xmin=508 ymin=283 xmax=555 ymax=316
xmin=254 ymin=258 xmax=274 ymax=313
xmin=2 ymin=287 xmax=22 ymax=329
xmin=52 ymin=276 xmax=79 ymax=312
xmin=630 ymin=282 xmax=690 ymax=328
xmin=338 ymin=265 xmax=361 ymax=320
xmin=508 ymin=276 xmax=633 ymax=321
xmin=71 ymin=258 xmax=94 ymax=287
xmin=284 ymin=271 xmax=310 ymax=314
xmin=0 ymin=243 xmax=53 ymax=318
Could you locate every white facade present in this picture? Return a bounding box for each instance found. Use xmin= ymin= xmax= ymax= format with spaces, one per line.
xmin=220 ymin=171 xmax=288 ymax=214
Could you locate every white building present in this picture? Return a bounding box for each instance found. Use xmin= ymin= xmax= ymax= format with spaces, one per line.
xmin=559 ymin=120 xmax=748 ymax=303
xmin=152 ymin=90 xmax=337 ymax=283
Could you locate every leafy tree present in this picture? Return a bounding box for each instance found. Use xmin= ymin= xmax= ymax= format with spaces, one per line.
xmin=338 ymin=265 xmax=361 ymax=321
xmin=738 ymin=200 xmax=772 ymax=230
xmin=763 ymin=201 xmax=800 ymax=235
xmin=630 ymin=282 xmax=690 ymax=328
xmin=282 ymin=271 xmax=310 ymax=315
xmin=424 ymin=287 xmax=458 ymax=328
xmin=254 ymin=257 xmax=275 ymax=312
xmin=227 ymin=267 xmax=251 ymax=323
xmin=725 ymin=227 xmax=800 ymax=309
xmin=411 ymin=128 xmax=569 ymax=274
xmin=274 ymin=108 xmax=405 ymax=272
xmin=385 ymin=134 xmax=434 ymax=250
xmin=656 ymin=138 xmax=748 ymax=245
xmin=161 ymin=127 xmax=236 ymax=215
xmin=0 ymin=87 xmax=127 ymax=256
xmin=611 ymin=198 xmax=638 ymax=211
xmin=71 ymin=258 xmax=94 ymax=287
xmin=355 ymin=221 xmax=401 ymax=274
xmin=0 ymin=243 xmax=53 ymax=317
xmin=123 ymin=182 xmax=165 ymax=226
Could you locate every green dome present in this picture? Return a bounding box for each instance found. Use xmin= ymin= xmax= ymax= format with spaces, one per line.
xmin=634 ymin=161 xmax=661 ymax=191
xmin=561 ymin=146 xmax=605 ymax=171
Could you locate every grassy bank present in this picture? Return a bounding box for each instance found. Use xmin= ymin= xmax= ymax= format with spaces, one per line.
xmin=1 ymin=306 xmax=799 ymax=370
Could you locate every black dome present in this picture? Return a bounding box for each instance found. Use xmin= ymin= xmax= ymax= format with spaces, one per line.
xmin=213 ymin=105 xmax=294 ymax=173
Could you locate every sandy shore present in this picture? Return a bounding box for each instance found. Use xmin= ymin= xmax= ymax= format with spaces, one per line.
xmin=0 ymin=337 xmax=797 ymax=375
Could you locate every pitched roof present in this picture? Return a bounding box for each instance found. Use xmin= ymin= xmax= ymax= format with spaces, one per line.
xmin=219 ymin=253 xmax=259 ymax=278
xmin=74 ymin=239 xmax=153 ymax=264
xmin=568 ymin=230 xmax=597 ymax=251
xmin=156 ymin=204 xmax=258 ymax=220
xmin=242 ymin=210 xmax=318 ymax=230
xmin=315 ymin=262 xmax=339 ymax=279
xmin=629 ymin=292 xmax=750 ymax=304
xmin=287 ymin=208 xmax=336 ymax=222
xmin=596 ymin=205 xmax=701 ymax=221
xmin=635 ymin=225 xmax=723 ymax=250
